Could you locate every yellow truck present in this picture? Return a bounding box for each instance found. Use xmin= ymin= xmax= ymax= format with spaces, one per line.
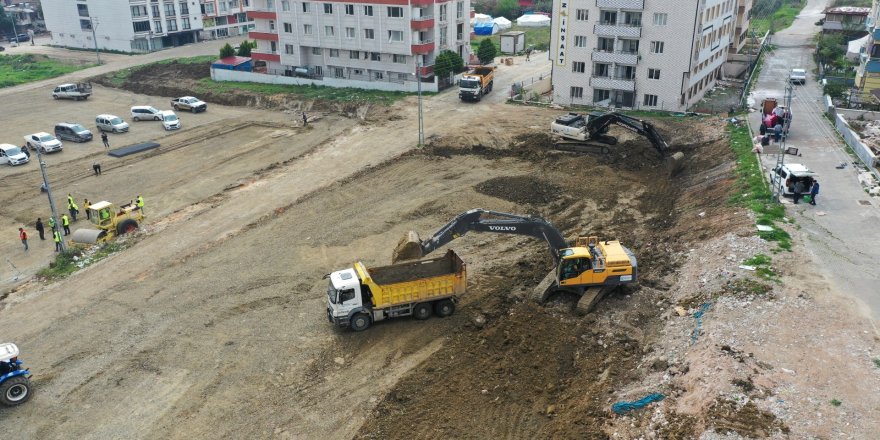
xmin=459 ymin=66 xmax=495 ymax=101
xmin=326 ymin=250 xmax=466 ymax=331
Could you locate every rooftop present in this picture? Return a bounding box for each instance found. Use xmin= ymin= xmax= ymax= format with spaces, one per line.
xmin=824 ymin=6 xmax=871 ymax=15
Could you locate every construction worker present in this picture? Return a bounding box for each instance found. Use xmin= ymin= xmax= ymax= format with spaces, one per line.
xmin=84 ymin=199 xmax=91 ymax=220
xmin=136 ymin=195 xmax=145 ymax=215
xmin=100 ymin=208 xmax=111 ymax=225
xmin=53 ymin=229 xmax=62 ymax=252
xmin=47 ymin=216 xmax=56 ymax=231
xmin=61 ymin=214 xmax=70 ymax=235
xmin=19 ymin=228 xmax=28 ymax=251
xmin=67 ymin=194 xmax=79 ymax=221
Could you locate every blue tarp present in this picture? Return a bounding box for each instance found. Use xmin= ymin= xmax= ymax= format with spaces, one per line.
xmin=474 ymin=23 xmax=497 ymax=35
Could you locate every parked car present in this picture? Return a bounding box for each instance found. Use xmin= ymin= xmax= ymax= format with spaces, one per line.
xmin=769 ymin=163 xmax=817 ymax=196
xmin=0 ymin=144 xmax=29 ymax=166
xmin=5 ymin=33 xmax=29 ymax=43
xmin=52 ymin=83 xmax=92 ymax=101
xmin=170 ymin=96 xmax=207 ymax=113
xmin=160 ymin=110 xmax=181 ymax=131
xmin=95 ymin=114 xmax=129 ymax=133
xmin=54 ymin=122 xmax=93 ymax=142
xmin=130 ymin=106 xmax=163 ymax=121
xmin=24 ymin=132 xmax=63 ymax=153
xmin=789 ymin=68 xmax=807 ymax=85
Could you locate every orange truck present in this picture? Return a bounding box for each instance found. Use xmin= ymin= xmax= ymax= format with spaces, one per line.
xmin=459 ymin=66 xmax=496 ymax=101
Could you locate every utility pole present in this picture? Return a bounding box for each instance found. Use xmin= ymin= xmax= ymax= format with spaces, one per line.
xmin=416 ymin=60 xmax=425 ymax=147
xmin=35 ymin=147 xmax=66 ymax=253
xmin=89 ymin=17 xmax=101 ymax=65
xmin=771 ymin=81 xmax=794 ymax=203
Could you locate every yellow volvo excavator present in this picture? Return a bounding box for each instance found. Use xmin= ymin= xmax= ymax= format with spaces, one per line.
xmin=393 ymin=209 xmax=637 ymax=314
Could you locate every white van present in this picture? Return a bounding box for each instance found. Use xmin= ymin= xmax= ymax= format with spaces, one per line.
xmin=96 ymin=114 xmax=130 ymax=133
xmin=160 ymin=110 xmax=180 ymax=130
xmin=769 ymin=163 xmax=817 ymax=196
xmin=130 ymin=106 xmax=162 ymax=121
xmin=0 ymin=143 xmax=29 ymax=166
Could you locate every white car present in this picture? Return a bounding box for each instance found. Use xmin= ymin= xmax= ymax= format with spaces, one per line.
xmin=24 ymin=132 xmax=63 ymax=153
xmin=769 ymin=163 xmax=817 ymax=196
xmin=0 ymin=143 xmax=29 ymax=166
xmin=131 ymin=106 xmax=162 ymax=121
xmin=160 ymin=110 xmax=180 ymax=130
xmin=96 ymin=114 xmax=129 ymax=133
xmin=789 ymin=68 xmax=807 ymax=85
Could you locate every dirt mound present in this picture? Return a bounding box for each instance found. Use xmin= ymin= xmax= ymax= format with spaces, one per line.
xmin=475 ymin=176 xmax=561 ymax=205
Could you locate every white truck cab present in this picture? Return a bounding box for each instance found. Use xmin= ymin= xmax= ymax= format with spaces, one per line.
xmin=326 ymin=268 xmax=365 ymax=326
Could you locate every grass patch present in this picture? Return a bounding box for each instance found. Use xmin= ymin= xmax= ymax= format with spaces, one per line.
xmin=0 ymin=54 xmax=91 ymax=88
xmin=36 ymin=242 xmax=126 ymax=281
xmin=155 ymin=55 xmax=216 ymax=65
xmin=873 ymin=358 xmax=880 ymax=368
xmin=743 ymin=254 xmax=772 ymax=266
xmin=742 ymin=253 xmax=780 ymax=282
xmin=194 ymin=78 xmax=414 ymax=104
xmin=750 ymin=0 xmax=807 ymax=35
xmin=48 ymin=45 xmax=140 ymax=56
xmin=830 ymin=399 xmax=842 ymax=407
xmin=470 ymin=25 xmax=552 ymax=54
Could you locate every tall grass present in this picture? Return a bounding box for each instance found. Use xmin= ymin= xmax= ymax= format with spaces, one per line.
xmin=0 ymin=54 xmax=89 ymax=88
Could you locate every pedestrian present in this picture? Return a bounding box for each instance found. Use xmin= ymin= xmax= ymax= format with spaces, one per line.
xmin=793 ymin=180 xmax=805 ymax=204
xmin=101 ymin=132 xmax=109 ymax=149
xmin=53 ymin=229 xmax=62 ymax=252
xmin=759 ymin=122 xmax=767 ymax=136
xmin=28 ymin=29 xmax=34 ymax=46
xmin=84 ymin=199 xmax=91 ymax=220
xmin=68 ymin=194 xmax=79 ymax=221
xmin=35 ymin=218 xmax=45 ymax=240
xmin=19 ymin=228 xmax=28 ymax=251
xmin=526 ymin=48 xmax=532 ymax=61
xmin=136 ymin=195 xmax=145 ymax=215
xmin=302 ymin=112 xmax=308 ymax=126
xmin=61 ymin=214 xmax=70 ymax=235
xmin=773 ymin=124 xmax=783 ymax=143
xmin=48 ymin=216 xmax=56 ymax=232
xmin=809 ymin=180 xmax=820 ymax=206
xmin=93 ymin=162 xmax=102 ymax=175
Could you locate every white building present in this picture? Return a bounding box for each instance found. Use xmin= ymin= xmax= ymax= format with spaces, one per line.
xmin=42 ymin=0 xmax=203 ymax=52
xmin=246 ymin=0 xmax=470 ymax=86
xmin=551 ymin=0 xmax=736 ymax=112
xmin=200 ymin=0 xmax=256 ymax=40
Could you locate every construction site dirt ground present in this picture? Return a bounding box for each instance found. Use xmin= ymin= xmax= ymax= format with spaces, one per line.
xmin=0 ymin=60 xmax=878 ymax=439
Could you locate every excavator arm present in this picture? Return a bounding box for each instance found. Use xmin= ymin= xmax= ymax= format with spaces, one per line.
xmin=393 ymin=209 xmax=569 ymax=262
xmin=586 ymin=112 xmax=671 ymax=157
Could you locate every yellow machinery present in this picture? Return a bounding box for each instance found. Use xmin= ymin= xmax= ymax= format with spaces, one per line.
xmin=70 ymin=200 xmax=144 ymax=245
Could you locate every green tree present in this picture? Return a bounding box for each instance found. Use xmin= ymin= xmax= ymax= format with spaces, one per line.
xmin=493 ymin=0 xmax=520 ymax=18
xmin=477 ymin=39 xmax=497 ymax=65
xmin=434 ymin=50 xmax=465 ymax=80
xmin=237 ymin=40 xmax=256 ymax=57
xmin=0 ymin=6 xmax=15 ymax=35
xmin=220 ymin=43 xmax=236 ymax=58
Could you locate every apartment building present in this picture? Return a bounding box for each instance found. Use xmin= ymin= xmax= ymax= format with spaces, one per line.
xmin=246 ymin=0 xmax=470 ymax=85
xmin=550 ymin=0 xmax=736 ymax=112
xmin=730 ymin=0 xmax=752 ymax=53
xmin=200 ymin=0 xmax=255 ymax=39
xmin=42 ymin=0 xmax=203 ymax=52
xmin=855 ymin=2 xmax=880 ymax=100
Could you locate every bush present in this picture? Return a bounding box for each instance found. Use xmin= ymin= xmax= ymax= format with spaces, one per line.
xmin=220 ymin=43 xmax=235 ymax=58
xmin=477 ymin=38 xmax=497 ymax=65
xmin=237 ymin=40 xmax=256 ymax=57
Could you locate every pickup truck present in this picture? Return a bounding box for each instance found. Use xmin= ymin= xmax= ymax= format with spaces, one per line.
xmin=326 ymin=249 xmax=466 ymax=331
xmin=52 ymin=83 xmax=92 ymax=101
xmin=24 ymin=132 xmax=63 ymax=153
xmin=459 ymin=66 xmax=496 ymax=102
xmin=170 ymin=96 xmax=207 ymax=113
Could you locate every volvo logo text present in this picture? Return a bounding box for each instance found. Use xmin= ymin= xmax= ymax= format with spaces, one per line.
xmin=488 ymin=226 xmax=517 ymax=231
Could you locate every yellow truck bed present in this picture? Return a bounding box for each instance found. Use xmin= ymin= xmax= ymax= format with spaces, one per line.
xmin=355 ymin=250 xmax=467 ymax=309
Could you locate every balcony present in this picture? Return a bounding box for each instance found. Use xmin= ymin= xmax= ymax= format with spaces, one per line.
xmin=590 ymin=76 xmax=635 ymax=91
xmin=251 ymin=52 xmax=281 ymax=63
xmin=418 ymin=64 xmax=434 ymax=76
xmin=594 ymin=23 xmax=641 ymax=38
xmin=596 ymin=0 xmax=643 ymax=8
xmin=412 ymin=40 xmax=435 ymax=54
xmin=411 ymin=17 xmax=435 ymax=30
xmin=249 ymin=31 xmax=279 ymax=41
xmin=592 ymin=50 xmax=638 ymax=65
xmin=247 ymin=10 xmax=277 ymax=20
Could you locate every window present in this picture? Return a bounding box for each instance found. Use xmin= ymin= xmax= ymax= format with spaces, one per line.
xmin=167 ymin=19 xmax=178 ymax=31
xmin=619 ymin=39 xmax=639 ymax=54
xmin=643 ymin=94 xmax=658 ymax=107
xmin=374 ymin=72 xmax=384 ymax=80
xmin=333 ymin=67 xmax=344 ymax=78
xmin=182 ymin=18 xmax=190 ymax=29
xmin=370 ymin=52 xmax=381 ymax=61
xmin=78 ymin=4 xmax=90 ymax=17
xmin=574 ymin=35 xmax=587 ymax=47
xmin=325 ymin=25 xmax=334 ymax=36
xmin=154 ymin=20 xmax=163 ymax=32
xmin=345 ymin=4 xmax=354 ymax=15
xmin=269 ymin=20 xmax=275 ymax=31
xmin=303 ymin=24 xmax=313 ymax=35
xmin=220 ymin=1 xmax=227 ymax=12
xmin=281 ymin=0 xmax=290 ymax=11
xmin=323 ymin=3 xmax=333 ymax=14
xmin=593 ymin=89 xmax=610 ymax=102
xmin=329 ymin=49 xmax=339 ymax=57
xmin=393 ymin=54 xmax=406 ymax=63
xmin=457 ymin=1 xmax=464 ymax=18
xmin=350 ymin=50 xmax=360 ymax=59
xmin=302 ymin=2 xmax=311 ymax=12
xmin=180 ymin=2 xmax=189 ymax=14
xmin=597 ymin=37 xmax=614 ymax=52
xmin=133 ymin=21 xmax=151 ymax=32
xmin=387 ymin=6 xmax=403 ymax=17
xmin=570 ymin=87 xmax=584 ymax=99
xmin=439 ymin=4 xmax=447 ymax=21
xmin=80 ymin=19 xmax=92 ymax=30
xmin=653 ymin=13 xmax=667 ymax=25
xmin=593 ymin=63 xmax=610 ymax=77
xmin=622 ymin=11 xmax=641 ymax=26
xmin=270 ymin=41 xmax=277 ymax=53
xmin=363 ymin=5 xmax=373 ymax=16
xmin=205 ymin=3 xmax=214 ymax=13
xmin=314 ymin=66 xmax=323 ymax=76
xmin=284 ymin=22 xmax=292 ymax=32
xmin=648 ymin=68 xmax=660 ymax=80
xmin=285 ymin=44 xmax=295 ymax=55
xmin=364 ymin=28 xmax=375 ymax=39
xmin=312 ymin=47 xmax=322 ymax=55
xmin=576 ymin=9 xmax=588 ymax=20
xmin=600 ymin=10 xmax=617 ymax=25
xmin=151 ymin=4 xmax=160 ymax=16
xmin=615 ymin=65 xmax=634 ymax=79
xmin=572 ymin=61 xmax=585 ymax=73
xmin=388 ymin=30 xmax=403 ymax=42
xmin=650 ymin=41 xmax=664 ymax=54
xmin=165 ymin=3 xmax=176 ymax=16
xmin=131 ymin=5 xmax=147 ymax=18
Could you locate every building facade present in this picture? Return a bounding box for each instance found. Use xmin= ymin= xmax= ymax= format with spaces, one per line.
xmin=822 ymin=6 xmax=870 ymax=33
xmin=246 ymin=0 xmax=470 ymax=85
xmin=550 ymin=0 xmax=735 ymax=112
xmin=200 ymin=0 xmax=255 ymax=39
xmin=42 ymin=0 xmax=203 ymax=52
xmin=3 ymin=2 xmax=45 ymax=33
xmin=855 ymin=2 xmax=880 ymax=100
xmin=729 ymin=0 xmax=752 ymax=53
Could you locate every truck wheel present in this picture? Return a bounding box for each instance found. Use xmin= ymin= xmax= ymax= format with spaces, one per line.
xmin=116 ymin=219 xmax=138 ymax=235
xmin=434 ymin=299 xmax=455 ymax=317
xmin=350 ymin=313 xmax=371 ymax=331
xmin=413 ymin=303 xmax=432 ymax=320
xmin=0 ymin=376 xmax=31 ymax=406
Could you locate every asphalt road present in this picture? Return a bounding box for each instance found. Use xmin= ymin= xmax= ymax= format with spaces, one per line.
xmin=751 ymin=0 xmax=880 ymax=323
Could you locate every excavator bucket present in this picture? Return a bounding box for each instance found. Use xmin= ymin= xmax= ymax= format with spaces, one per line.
xmin=70 ymin=228 xmax=107 ymax=245
xmin=392 ymin=231 xmax=424 ymax=263
xmin=666 ymin=152 xmax=686 ymax=176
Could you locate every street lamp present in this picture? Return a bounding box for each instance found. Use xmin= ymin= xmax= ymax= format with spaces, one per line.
xmin=89 ymin=16 xmax=101 ymax=65
xmin=34 ymin=147 xmax=66 ymax=253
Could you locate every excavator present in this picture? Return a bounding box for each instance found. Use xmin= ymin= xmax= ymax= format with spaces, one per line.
xmin=550 ymin=111 xmax=685 ymax=175
xmin=393 ymin=209 xmax=637 ymax=314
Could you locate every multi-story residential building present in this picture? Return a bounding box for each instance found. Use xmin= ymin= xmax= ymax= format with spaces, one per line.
xmin=246 ymin=0 xmax=470 ymax=85
xmin=200 ymin=0 xmax=255 ymax=39
xmin=550 ymin=0 xmax=737 ymax=112
xmin=42 ymin=0 xmax=203 ymax=52
xmin=3 ymin=2 xmax=44 ymax=32
xmin=729 ymin=0 xmax=752 ymax=53
xmin=855 ymin=2 xmax=880 ymax=100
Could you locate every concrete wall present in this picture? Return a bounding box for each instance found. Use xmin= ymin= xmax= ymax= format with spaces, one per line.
xmin=836 ymin=108 xmax=880 ymax=121
xmin=826 ymin=97 xmax=880 ymax=180
xmin=211 ymin=67 xmax=439 ymax=93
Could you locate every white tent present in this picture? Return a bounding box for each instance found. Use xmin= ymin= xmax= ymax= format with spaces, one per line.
xmin=493 ymin=16 xmax=512 ymax=30
xmin=471 ymin=13 xmax=492 ymax=25
xmin=516 ymin=14 xmax=551 ymax=27
xmin=847 ymin=34 xmax=870 ymax=62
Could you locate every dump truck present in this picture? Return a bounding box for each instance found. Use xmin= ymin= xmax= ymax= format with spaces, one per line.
xmin=326 ymin=249 xmax=466 ymax=331
xmin=70 ymin=200 xmax=144 ymax=245
xmin=459 ymin=66 xmax=495 ymax=101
